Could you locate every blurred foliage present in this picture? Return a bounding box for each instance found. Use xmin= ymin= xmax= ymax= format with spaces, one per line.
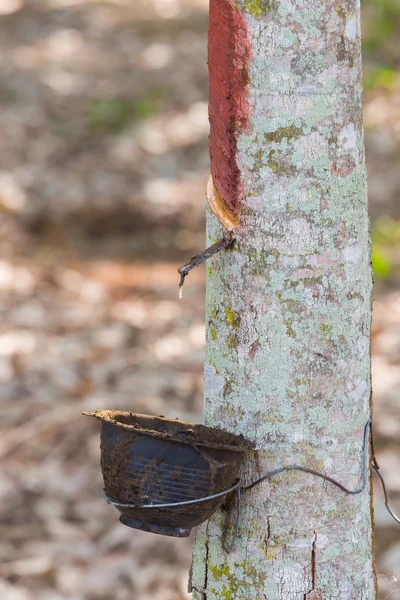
xmin=362 ymin=0 xmax=400 ymax=95
xmin=86 ymin=94 xmax=160 ymax=135
xmin=372 ymin=246 xmax=392 ymax=280
xmin=363 ymin=66 xmax=397 ymax=91
xmin=362 ymin=0 xmax=400 ymax=284
xmin=372 ymin=217 xmax=400 ymax=279
xmin=362 ymin=0 xmax=400 ymax=57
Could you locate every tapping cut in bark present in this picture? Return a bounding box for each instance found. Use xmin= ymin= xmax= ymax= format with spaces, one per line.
xmin=207 ymin=0 xmax=251 ymax=230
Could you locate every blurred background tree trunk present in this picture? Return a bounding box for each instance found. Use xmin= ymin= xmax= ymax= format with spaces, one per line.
xmin=191 ymin=0 xmax=377 ymax=598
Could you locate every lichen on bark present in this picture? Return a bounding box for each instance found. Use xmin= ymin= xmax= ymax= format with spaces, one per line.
xmin=191 ymin=1 xmax=376 ymax=599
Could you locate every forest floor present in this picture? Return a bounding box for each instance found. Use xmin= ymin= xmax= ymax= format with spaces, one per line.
xmin=0 ymin=0 xmax=399 ymax=599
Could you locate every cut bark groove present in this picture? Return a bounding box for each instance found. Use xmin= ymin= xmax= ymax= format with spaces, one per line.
xmin=207 ymin=0 xmax=251 ymax=226
xmin=303 ymin=532 xmax=318 ymax=600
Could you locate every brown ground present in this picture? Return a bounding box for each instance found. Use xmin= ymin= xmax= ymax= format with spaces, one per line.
xmin=0 ymin=0 xmax=399 ymax=598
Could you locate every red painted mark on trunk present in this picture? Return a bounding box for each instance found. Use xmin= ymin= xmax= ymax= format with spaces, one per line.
xmin=208 ymin=0 xmax=251 ymax=227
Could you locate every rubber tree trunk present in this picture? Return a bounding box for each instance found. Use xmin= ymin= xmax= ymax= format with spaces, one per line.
xmin=190 ymin=0 xmax=377 ymax=598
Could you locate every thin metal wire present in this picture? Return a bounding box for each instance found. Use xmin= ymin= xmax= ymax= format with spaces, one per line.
xmin=221 ymin=420 xmax=400 ymax=551
xmin=105 ymin=480 xmax=241 ymax=509
xmin=373 ymin=466 xmax=400 ymax=525
xmin=104 ymin=419 xmax=400 ymax=551
xmin=244 ymin=420 xmax=371 ymax=495
xmin=220 ymin=420 xmax=371 ymax=552
xmin=369 ymin=420 xmax=400 ymax=524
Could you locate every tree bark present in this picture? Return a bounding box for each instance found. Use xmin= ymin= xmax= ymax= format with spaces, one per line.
xmin=191 ymin=0 xmax=377 ymax=598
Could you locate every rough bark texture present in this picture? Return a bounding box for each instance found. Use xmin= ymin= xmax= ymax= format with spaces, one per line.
xmin=191 ymin=0 xmax=376 ymax=598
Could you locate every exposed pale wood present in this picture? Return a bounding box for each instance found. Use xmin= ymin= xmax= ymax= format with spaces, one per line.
xmin=206 ymin=175 xmax=239 ymax=231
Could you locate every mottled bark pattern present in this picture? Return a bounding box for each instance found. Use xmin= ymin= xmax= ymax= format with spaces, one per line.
xmin=192 ymin=0 xmax=376 ymax=599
